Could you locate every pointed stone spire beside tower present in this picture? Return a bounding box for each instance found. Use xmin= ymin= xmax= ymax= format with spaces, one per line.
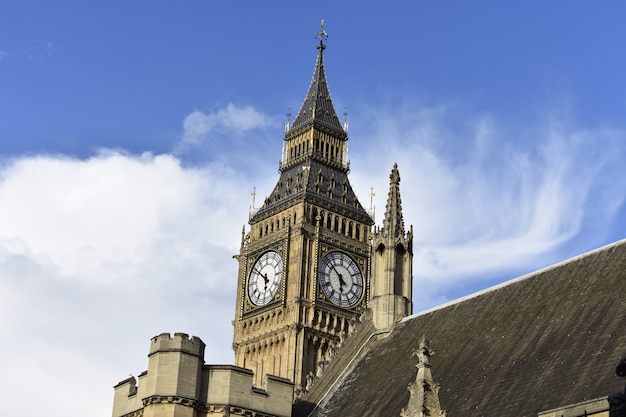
xmin=370 ymin=163 xmax=413 ymax=331
xmin=383 ymin=163 xmax=406 ymax=240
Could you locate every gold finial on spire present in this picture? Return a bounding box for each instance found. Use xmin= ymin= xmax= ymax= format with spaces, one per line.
xmin=285 ymin=106 xmax=292 ymax=132
xmin=368 ymin=186 xmax=376 ymax=221
xmin=316 ymin=19 xmax=328 ymax=49
xmin=249 ymin=186 xmax=258 ymax=216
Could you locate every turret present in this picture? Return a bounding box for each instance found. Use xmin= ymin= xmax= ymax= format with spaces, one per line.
xmin=144 ymin=332 xmax=205 ymax=399
xmin=112 ymin=333 xmax=294 ymax=417
xmin=370 ymin=163 xmax=413 ymax=331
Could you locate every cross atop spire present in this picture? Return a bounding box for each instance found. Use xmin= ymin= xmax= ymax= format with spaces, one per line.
xmin=316 ymin=19 xmax=328 ymax=50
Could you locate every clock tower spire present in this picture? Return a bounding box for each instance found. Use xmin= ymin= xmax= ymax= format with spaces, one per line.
xmin=232 ymin=21 xmax=373 ymax=394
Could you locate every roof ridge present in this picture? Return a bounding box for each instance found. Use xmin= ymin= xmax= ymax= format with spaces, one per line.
xmin=401 ymin=236 xmax=626 ymax=323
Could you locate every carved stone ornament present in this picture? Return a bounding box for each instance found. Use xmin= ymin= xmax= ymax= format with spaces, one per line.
xmin=400 ymin=336 xmax=447 ymax=417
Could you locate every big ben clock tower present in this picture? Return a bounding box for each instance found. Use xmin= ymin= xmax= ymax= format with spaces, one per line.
xmin=232 ymin=22 xmax=375 ymax=391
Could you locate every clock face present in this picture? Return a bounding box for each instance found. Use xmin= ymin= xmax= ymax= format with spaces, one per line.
xmin=248 ymin=251 xmax=283 ymax=306
xmin=319 ymin=251 xmax=364 ymax=307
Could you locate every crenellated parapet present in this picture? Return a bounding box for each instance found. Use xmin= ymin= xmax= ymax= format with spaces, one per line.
xmin=149 ymin=332 xmax=205 ymax=357
xmin=112 ymin=333 xmax=294 ymax=417
xmin=204 ymin=366 xmax=293 ymax=417
xmin=113 ymin=376 xmax=143 ymax=417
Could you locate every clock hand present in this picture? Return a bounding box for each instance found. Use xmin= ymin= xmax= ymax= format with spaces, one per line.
xmin=253 ymin=265 xmax=272 ymax=292
xmin=328 ymin=262 xmax=346 ymax=293
xmin=338 ymin=274 xmax=346 ymax=286
xmin=328 ymin=261 xmax=341 ymax=276
xmin=262 ymin=273 xmax=269 ymax=291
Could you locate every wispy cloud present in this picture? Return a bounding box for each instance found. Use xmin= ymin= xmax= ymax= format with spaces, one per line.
xmin=174 ymin=103 xmax=277 ymax=154
xmin=23 ymin=41 xmax=56 ymax=60
xmin=349 ymin=102 xmax=626 ymax=309
xmin=1 ymin=99 xmax=625 ymax=416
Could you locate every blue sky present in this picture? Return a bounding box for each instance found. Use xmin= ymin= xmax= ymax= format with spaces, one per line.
xmin=1 ymin=2 xmax=626 ymax=416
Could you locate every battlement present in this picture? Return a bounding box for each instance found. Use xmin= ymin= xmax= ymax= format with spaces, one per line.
xmin=113 ymin=334 xmax=294 ymax=417
xmin=149 ymin=332 xmax=205 ymax=358
xmin=204 ymin=365 xmax=294 ymax=416
xmin=112 ymin=376 xmax=142 ymax=417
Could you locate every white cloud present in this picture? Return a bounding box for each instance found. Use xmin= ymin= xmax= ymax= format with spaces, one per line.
xmin=174 ymin=103 xmax=277 ymax=154
xmin=349 ymin=103 xmax=626 ymax=309
xmin=0 ymin=150 xmax=248 ymax=417
xmin=0 ymin=151 xmax=246 ymax=282
xmin=1 ymin=102 xmax=625 ymax=417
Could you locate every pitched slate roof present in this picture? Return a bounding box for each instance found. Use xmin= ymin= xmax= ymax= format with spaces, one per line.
xmin=251 ymin=159 xmax=372 ymax=224
xmin=305 ymin=238 xmax=626 ymax=417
